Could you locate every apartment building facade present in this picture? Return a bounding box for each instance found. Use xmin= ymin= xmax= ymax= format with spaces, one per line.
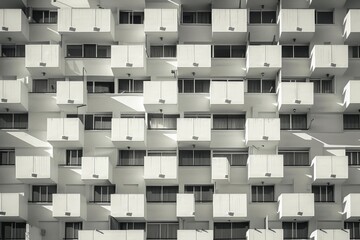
xmin=0 ymin=0 xmax=360 ymax=239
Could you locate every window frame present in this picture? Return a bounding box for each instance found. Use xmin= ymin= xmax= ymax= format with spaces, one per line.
xmin=65 ymin=149 xmax=83 ymax=166
xmin=146 ymin=186 xmax=179 ymax=203
xmin=212 ymin=45 xmax=247 ymax=58
xmin=184 ymin=185 xmax=214 ymax=202
xmin=312 ymin=185 xmax=335 ymax=203
xmin=118 ymin=79 xmax=148 ymax=93
xmin=0 ymin=149 xmax=15 ymax=165
xmin=279 ymin=114 xmax=308 ymax=130
xmin=345 ymin=221 xmax=360 ymax=239
xmin=247 ymin=79 xmax=276 ymax=93
xmin=346 ymin=150 xmax=360 ymax=166
xmin=178 ymin=79 xmax=211 ymax=93
xmin=282 ymin=45 xmax=310 ymax=58
xmin=0 ymin=113 xmax=28 ymax=129
xmin=0 ymin=222 xmax=26 ymax=240
xmin=119 ymin=11 xmax=144 ymax=24
xmin=212 ymin=151 xmax=248 ymax=166
xmin=212 ymin=114 xmax=246 ymax=130
xmin=65 ymin=222 xmax=82 ymax=240
xmin=279 ymin=150 xmax=310 ymax=166
xmin=251 ymin=185 xmax=275 ymax=202
xmin=31 ymin=9 xmax=58 ymax=24
xmin=249 ymin=10 xmax=277 ymax=24
xmin=67 ymin=113 xmax=112 ymax=130
xmin=214 ymin=222 xmax=250 ymax=240
xmin=93 ymin=185 xmax=116 ymax=203
xmin=282 ymin=221 xmax=309 ymax=239
xmin=149 ymin=45 xmax=177 ymax=58
xmin=31 ymin=185 xmax=57 ymax=203
xmin=32 ymin=78 xmax=64 ymax=93
xmin=178 ymin=150 xmax=211 ymax=166
xmin=1 ymin=44 xmax=26 ymax=57
xmin=343 ymin=114 xmax=360 ymax=130
xmin=309 ymin=78 xmax=334 ymax=94
xmin=349 ymin=46 xmax=360 ymax=59
xmin=147 ymin=114 xmax=180 ymax=130
xmin=66 ymin=44 xmax=111 ymax=58
xmin=182 ymin=10 xmax=212 ymax=24
xmin=146 ymin=222 xmax=179 ymax=240
xmin=118 ymin=150 xmax=146 ymax=166
xmin=315 ymin=10 xmax=334 ymax=24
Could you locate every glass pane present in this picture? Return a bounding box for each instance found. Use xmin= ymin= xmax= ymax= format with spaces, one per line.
xmin=84 ymin=115 xmax=94 ymax=130
xmin=292 ymin=114 xmax=307 ymax=130
xmin=195 ymin=80 xmax=210 ymax=93
xmin=344 ymin=115 xmax=360 ymax=129
xmin=194 ymin=150 xmax=211 ymax=166
xmin=164 ymin=45 xmax=176 ymax=57
xmin=282 ymin=46 xmax=294 ymax=58
xmin=280 ymin=114 xmax=291 ymax=130
xmin=1 ymin=45 xmax=15 ymax=57
xmin=262 ymin=11 xmax=277 ymax=23
xmin=251 ymin=186 xmax=258 ymax=202
xmin=146 ymin=186 xmax=161 ymax=202
xmin=249 ymin=11 xmax=261 ymax=23
xmin=327 ymin=186 xmax=334 ymax=202
xmin=214 ymin=223 xmax=231 ymax=239
xmin=232 ymin=222 xmax=249 ymax=239
xmin=201 ymin=186 xmax=213 ymax=202
xmin=183 ymin=79 xmax=194 ymax=93
xmin=133 ymin=12 xmax=144 ymax=24
xmin=213 ymin=46 xmax=231 ymax=58
xmin=33 ymin=79 xmax=48 ymax=93
xmin=119 ymin=11 xmax=130 ymax=24
xmin=197 ymin=12 xmax=211 ymax=24
xmin=83 ymin=44 xmax=96 ymax=58
xmin=322 ymin=80 xmax=333 ymax=93
xmin=213 ymin=115 xmax=228 ymax=129
xmin=134 ymin=80 xmax=144 ymax=93
xmin=16 ymin=45 xmax=25 ymax=57
xmin=282 ymin=222 xmax=293 ymax=239
xmin=150 ymin=46 xmax=164 ymax=58
xmin=262 ymin=80 xmax=276 ymax=93
xmin=163 ymin=186 xmax=178 ymax=202
xmin=94 ymin=82 xmax=114 ymax=93
xmin=49 ymin=11 xmax=58 ymax=23
xmin=134 ymin=150 xmax=146 ymax=165
xmin=247 ymin=80 xmax=261 ymax=93
xmin=94 ymin=186 xmax=102 ymax=202
xmin=310 ymin=80 xmax=321 ymax=93
xmin=295 ymin=152 xmax=309 ymax=166
xmin=67 ymin=45 xmax=82 ymax=57
xmin=118 ymin=79 xmax=130 ymax=93
xmin=231 ymin=154 xmax=248 ymax=166
xmin=33 ymin=186 xmax=40 ymax=202
xmin=97 ymin=45 xmax=111 ymax=58
xmin=14 ymin=114 xmax=28 ymax=129
xmin=147 ymin=224 xmax=160 ymax=239
xmin=33 ymin=10 xmax=44 ymax=23
xmin=296 ymin=222 xmax=308 ymax=238
xmin=263 ymin=186 xmax=274 ymax=201
xmin=231 ymin=45 xmax=246 ymax=58
xmin=183 ymin=12 xmax=196 ymax=23
xmin=317 ymin=11 xmax=333 ymax=24
xmin=119 ymin=150 xmax=133 ymax=165
xmin=294 ymin=46 xmax=309 ymax=58
xmin=179 ymin=150 xmax=194 ymax=165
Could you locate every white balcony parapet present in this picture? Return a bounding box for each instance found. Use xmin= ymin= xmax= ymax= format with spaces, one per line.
xmin=81 ymin=157 xmax=113 ymax=183
xmin=210 ymin=81 xmax=244 ymax=111
xmin=144 ymin=156 xmax=178 ymax=184
xmin=310 ymin=45 xmax=348 ymax=76
xmin=56 ymin=81 xmax=86 ymax=106
xmin=212 ymin=9 xmax=247 ymax=42
xmin=111 ymin=118 xmax=146 ymax=148
xmin=0 ymin=193 xmax=27 ymax=221
xmin=111 ymin=45 xmax=146 ymax=77
xmin=0 ymin=80 xmax=28 ymax=111
xmin=16 ymin=156 xmax=58 ymax=183
xmin=310 ymin=229 xmax=350 ymax=240
xmin=278 ymin=193 xmax=314 ymax=220
xmin=79 ymin=230 xmax=145 ymax=240
xmin=177 ymin=45 xmax=211 ymax=77
xmin=177 ymin=118 xmax=211 ymax=145
xmin=111 ymin=194 xmax=146 ymax=220
xmin=247 ymin=155 xmax=284 ymax=183
xmin=344 ymin=9 xmax=360 ymax=43
xmin=277 ymin=82 xmax=314 ymax=112
xmin=212 ymin=157 xmax=230 ymax=182
xmin=176 ymin=194 xmax=195 ymax=218
xmin=144 ymin=9 xmax=178 ymax=33
xmin=311 ymin=156 xmax=348 ymax=183
xmin=52 ymin=194 xmax=87 ymax=220
xmin=245 ymin=118 xmax=280 ymax=148
xmin=246 ymin=229 xmax=284 ymax=240
xmin=144 ymin=81 xmax=178 ymax=113
xmin=0 ymin=9 xmax=29 ymax=42
xmin=178 ymin=230 xmax=213 ymax=240
xmin=343 ymin=80 xmax=360 ymax=111
xmin=246 ymin=45 xmax=281 ymax=77
xmin=213 ymin=194 xmax=247 ymax=220
xmin=47 ymin=118 xmax=84 ymax=147
xmin=343 ymin=194 xmax=360 ymax=220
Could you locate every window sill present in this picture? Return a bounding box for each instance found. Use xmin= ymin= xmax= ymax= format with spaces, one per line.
xmin=148 ymin=128 xmax=177 ymax=131
xmin=212 ymin=129 xmax=245 ymax=131
xmin=116 ymin=165 xmax=144 ymax=167
xmin=148 ymin=57 xmax=177 ymax=60
xmin=212 ymin=57 xmax=246 ymax=59
xmin=248 ymin=23 xmax=277 ymax=25
xmin=181 ymin=23 xmax=211 ymax=26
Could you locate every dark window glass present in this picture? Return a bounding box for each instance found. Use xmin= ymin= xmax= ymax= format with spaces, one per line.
xmin=349 ymin=46 xmax=360 ymax=58
xmin=0 ymin=149 xmax=15 ymax=165
xmin=249 ymin=11 xmax=261 ymax=23
xmin=213 ymin=115 xmax=246 ymax=130
xmin=292 ymin=114 xmax=307 ymax=130
xmin=1 ymin=222 xmax=26 ymax=240
xmin=179 ymin=150 xmax=211 ymax=166
xmin=251 ymin=185 xmax=275 ymax=202
xmin=294 ymin=46 xmax=309 ymax=58
xmin=184 ymin=185 xmax=214 ymax=202
xmin=213 ymin=46 xmax=231 ymax=58
xmin=67 ymin=45 xmax=82 ymax=58
xmin=247 ymin=80 xmax=261 ymax=93
xmin=118 ymin=79 xmax=146 ymax=93
xmin=94 ymin=82 xmax=114 ymax=93
xmin=214 ymin=222 xmax=249 ymax=240
xmin=262 ymin=79 xmax=276 ymax=93
xmin=345 ymin=222 xmax=360 ymax=239
xmin=32 ymin=185 xmax=57 ymax=202
xmin=321 ymin=79 xmax=333 ymax=93
xmin=118 ymin=222 xmax=146 ymax=230
xmin=94 ymin=185 xmax=115 ymax=202
xmin=231 ymin=45 xmax=246 ymax=58
xmin=282 ymin=46 xmax=294 ymax=58
xmin=344 ymin=114 xmax=360 ymax=130
xmin=118 ymin=150 xmax=146 ymax=166
xmin=119 ymin=11 xmax=144 ymax=24
xmin=65 ymin=222 xmax=82 ymax=239
xmin=283 ymin=222 xmax=308 ymax=239
xmin=183 ymin=12 xmax=197 ymax=23
xmin=147 ymin=223 xmax=179 ymax=239
xmin=184 ymin=79 xmax=194 ymax=93
xmin=32 ymin=10 xmax=58 ymax=23
xmin=213 ymin=152 xmax=248 ymax=166
xmin=280 ymin=114 xmax=291 ymax=130
xmin=197 ymin=11 xmax=211 ymax=24
xmin=195 ymin=80 xmax=210 ymax=93
xmin=346 ymin=151 xmax=360 ymax=166
xmin=262 ymin=11 xmax=277 ymax=23
xmin=146 ymin=186 xmax=178 ymax=202
xmin=312 ymin=185 xmax=334 ymax=202
xmin=316 ymin=11 xmax=334 ymax=24
xmin=119 ymin=11 xmax=131 ymax=24
xmin=66 ymin=149 xmax=83 ymax=166
xmin=97 ymin=45 xmax=111 ymax=58
xmin=84 ymin=44 xmax=96 ymax=58
xmin=1 ymin=45 xmax=25 ymax=57
xmin=279 ymin=151 xmax=310 ymax=166
xmin=0 ymin=114 xmax=28 ymax=129
xmin=148 ymin=114 xmax=179 ymax=130
xmin=33 ymin=79 xmax=62 ymax=93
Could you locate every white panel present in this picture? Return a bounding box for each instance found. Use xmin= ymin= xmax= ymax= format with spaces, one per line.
xmin=310 ymin=229 xmax=350 ymax=240
xmin=0 ymin=9 xmax=22 ymax=32
xmin=176 ymin=194 xmax=195 ymax=217
xmin=128 ymin=45 xmax=145 ymax=68
xmin=177 ymin=118 xmax=211 ymax=142
xmin=177 ymin=45 xmax=195 ymax=68
xmin=281 ymin=9 xmax=297 ymax=32
xmin=312 ymin=156 xmax=348 ymax=181
xmin=248 ymin=46 xmax=265 ymax=68
xmin=111 ymin=45 xmax=128 ymax=68
xmin=144 ymin=9 xmax=161 ymax=32
xmin=47 ymin=118 xmax=82 ymax=141
xmin=212 ymin=157 xmax=230 ymax=181
xmin=161 ymin=9 xmax=177 ymax=32
xmin=25 ymin=45 xmax=41 ymax=67
xmin=111 ymin=194 xmax=145 ymax=218
xmin=178 ymin=230 xmax=213 ymax=240
xmin=332 ymin=45 xmax=348 ymax=68
xmin=278 ymin=194 xmax=314 ymax=219
xmin=213 ymin=194 xmax=247 ymax=219
xmin=265 ymin=45 xmax=281 ymax=68
xmin=41 ymin=45 xmax=59 ymax=67
xmin=81 ymin=157 xmax=110 ymax=181
xmin=144 ymin=156 xmax=177 ymax=181
xmin=194 ymin=45 xmax=211 ymax=67
xmin=53 ymin=194 xmax=85 ymax=219
xmin=111 ymin=118 xmax=145 ymax=142
xmin=247 ymin=229 xmax=284 ymax=240
xmin=57 ymin=81 xmax=86 ymax=105
xmin=79 ymin=230 xmax=145 ymax=240
xmin=58 ymin=8 xmax=72 ymax=32
xmin=16 ymin=156 xmax=51 ymax=179
xmin=298 ymin=9 xmax=315 ymax=32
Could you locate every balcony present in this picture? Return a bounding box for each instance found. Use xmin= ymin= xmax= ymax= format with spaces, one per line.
xmin=15 ymin=156 xmax=57 ymax=184
xmin=343 ymin=80 xmax=360 ymax=111
xmin=247 ymin=155 xmax=284 ymax=184
xmin=213 ymin=194 xmax=247 ymax=220
xmin=178 ymin=230 xmax=213 ymax=240
xmin=52 ymin=194 xmax=87 ymax=220
xmin=0 ymin=80 xmax=28 ymax=111
xmin=212 ymin=157 xmax=230 ymax=183
xmin=111 ymin=45 xmax=146 ymax=77
xmin=0 ymin=193 xmax=27 ymax=221
xmin=143 ymin=81 xmax=178 ymax=113
xmin=246 ymin=229 xmax=283 ymax=240
xmin=310 ymin=45 xmax=348 ymax=77
xmin=111 ymin=194 xmax=146 ymax=220
xmin=79 ymin=230 xmax=145 ymax=240
xmin=310 ymin=229 xmax=350 ymax=240
xmin=58 ymin=8 xmax=115 ymax=41
xmin=343 ymin=194 xmax=360 ymax=220
xmin=277 ymin=82 xmax=314 ymax=112
xmin=144 ymin=8 xmax=178 ymax=42
xmin=25 ymin=44 xmax=64 ymax=76
xmin=278 ymin=193 xmax=314 ymax=220
xmin=212 ymin=9 xmax=247 ymax=43
xmin=47 ymin=118 xmax=84 ymax=147
xmin=210 ymin=81 xmax=244 ymax=111
xmin=0 ymin=9 xmax=29 ymax=42
xmin=245 ymin=118 xmax=280 ymax=149
xmin=311 ymin=156 xmax=348 ymax=183
xmin=56 ymin=81 xmax=87 ymax=109
xmin=111 ymin=118 xmax=146 ymax=148
xmin=176 ymin=194 xmax=195 ymax=218
xmin=177 ymin=45 xmax=211 ymax=77
xmin=144 ymin=156 xmax=178 ymax=184
xmin=279 ymin=9 xmax=315 ymax=43
xmin=177 ymin=118 xmax=211 ymax=147
xmin=81 ymin=157 xmax=113 ymax=184
xmin=246 ymin=45 xmax=281 ymax=77
xmin=344 ymin=10 xmax=360 ymax=44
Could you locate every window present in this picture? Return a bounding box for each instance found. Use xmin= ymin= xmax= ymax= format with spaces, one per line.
xmin=0 ymin=113 xmax=28 ymax=129
xmin=214 ymin=222 xmax=249 ymax=240
xmin=87 ymin=81 xmax=114 ymax=93
xmin=147 ymin=151 xmax=177 ymax=157
xmin=118 ymin=79 xmax=148 ymax=93
xmin=349 ymin=46 xmax=360 ymax=58
xmin=182 ymin=11 xmax=211 ymax=24
xmin=312 ymin=185 xmax=334 ymax=202
xmin=280 ymin=114 xmax=307 ymax=130
xmin=66 ymin=149 xmax=83 ymax=166
xmin=178 ymin=79 xmax=210 ymax=93
xmin=283 ymin=222 xmax=308 ymax=239
xmin=67 ymin=114 xmax=112 ymax=130
xmin=32 ymin=185 xmax=57 ymax=203
xmin=119 ymin=11 xmax=144 ymax=24
xmin=279 ymin=150 xmax=310 ymax=166
xmin=213 ymin=114 xmax=245 ymax=130
xmin=310 ymin=78 xmax=333 ymax=93
xmin=184 ymin=113 xmax=211 ymax=118
xmin=184 ymin=185 xmax=214 ymax=202
xmin=148 ymin=114 xmax=179 ymax=130
xmin=281 ymin=79 xmax=306 ymax=83
xmin=1 ymin=45 xmax=25 ymax=57
xmin=150 ymin=45 xmax=177 ymax=58
xmin=66 ymin=45 xmax=111 ymax=58
xmin=213 ymin=151 xmax=248 ymax=166
xmin=146 ymin=186 xmax=178 ymax=202
xmin=147 ymin=223 xmax=179 ymax=240
xmin=0 ymin=222 xmax=26 ymax=240
xmin=118 ymin=150 xmax=146 ymax=166
xmin=282 ymin=45 xmax=309 ymax=58
xmin=32 ymin=10 xmax=58 ymax=23
xmin=344 ymin=114 xmax=360 ymax=130
xmin=94 ymin=185 xmax=115 ymax=203
xmin=212 ymin=45 xmax=246 ymax=58
xmin=179 ymin=150 xmax=211 ymax=166
xmin=120 ymin=114 xmax=145 ymax=119
xmin=251 ymin=185 xmax=275 ymax=202
xmin=315 ymin=11 xmax=334 ymax=24
xmin=0 ymin=149 xmax=15 ymax=165
xmin=247 ymin=79 xmax=276 ymax=93
xmin=118 ymin=222 xmax=146 ymax=230
xmin=249 ymin=10 xmax=276 ymax=24
xmin=65 ymin=222 xmax=82 ymax=240
xmin=345 ymin=222 xmax=360 ymax=240
xmin=32 ymin=79 xmax=63 ymax=93
xmin=346 ymin=150 xmax=360 ymax=166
